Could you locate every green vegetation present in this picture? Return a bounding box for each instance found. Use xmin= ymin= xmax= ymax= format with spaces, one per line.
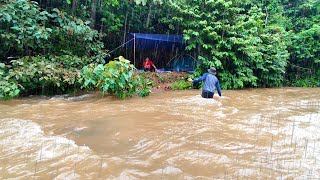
xmin=0 ymin=0 xmax=319 ymax=99
xmin=6 ymin=56 xmax=80 ymax=94
xmin=0 ymin=0 xmax=106 ymax=60
xmin=79 ymin=56 xmax=150 ymax=98
xmin=136 ymin=72 xmax=152 ymax=97
xmin=170 ymin=80 xmax=192 ymax=91
xmin=0 ymin=63 xmax=21 ymax=99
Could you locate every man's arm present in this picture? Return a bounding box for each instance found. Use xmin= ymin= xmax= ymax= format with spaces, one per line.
xmin=193 ymin=73 xmax=208 ymax=83
xmin=152 ymin=64 xmax=157 ymax=70
xmin=150 ymin=61 xmax=157 ymax=70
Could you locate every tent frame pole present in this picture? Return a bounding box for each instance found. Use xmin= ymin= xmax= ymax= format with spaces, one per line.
xmin=133 ymin=33 xmax=136 ymax=67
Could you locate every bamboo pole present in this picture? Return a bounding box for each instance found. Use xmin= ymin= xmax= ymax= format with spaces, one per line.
xmin=134 ymin=33 xmax=136 ymax=67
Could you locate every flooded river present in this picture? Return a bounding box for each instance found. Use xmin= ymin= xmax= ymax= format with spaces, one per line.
xmin=1 ymin=88 xmax=320 ymax=179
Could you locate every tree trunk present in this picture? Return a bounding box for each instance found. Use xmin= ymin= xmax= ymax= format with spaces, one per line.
xmin=99 ymin=21 xmax=104 ymax=40
xmin=264 ymin=8 xmax=269 ymax=27
xmin=72 ymin=0 xmax=77 ymax=15
xmin=146 ymin=5 xmax=152 ymax=29
xmin=90 ymin=0 xmax=97 ymax=28
xmin=123 ymin=12 xmax=128 ymax=46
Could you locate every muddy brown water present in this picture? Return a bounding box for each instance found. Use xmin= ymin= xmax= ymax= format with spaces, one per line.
xmin=1 ymin=88 xmax=320 ymax=179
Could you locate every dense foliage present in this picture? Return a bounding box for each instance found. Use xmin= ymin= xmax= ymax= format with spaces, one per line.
xmin=161 ymin=1 xmax=291 ymax=89
xmin=0 ymin=0 xmax=319 ymax=99
xmin=0 ymin=55 xmax=84 ymax=98
xmin=0 ymin=0 xmax=106 ymax=61
xmin=0 ymin=0 xmax=107 ymax=99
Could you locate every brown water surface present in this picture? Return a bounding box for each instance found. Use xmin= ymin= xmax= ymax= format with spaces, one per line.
xmin=1 ymin=88 xmax=320 ymax=179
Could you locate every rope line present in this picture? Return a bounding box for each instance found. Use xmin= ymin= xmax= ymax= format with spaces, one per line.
xmin=108 ymin=38 xmax=134 ymax=54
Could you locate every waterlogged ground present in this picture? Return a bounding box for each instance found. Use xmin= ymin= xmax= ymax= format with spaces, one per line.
xmin=1 ymin=88 xmax=320 ymax=179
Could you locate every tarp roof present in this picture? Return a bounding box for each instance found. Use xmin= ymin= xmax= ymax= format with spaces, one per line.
xmin=127 ymin=33 xmax=185 ymax=49
xmin=166 ymin=54 xmax=197 ymax=72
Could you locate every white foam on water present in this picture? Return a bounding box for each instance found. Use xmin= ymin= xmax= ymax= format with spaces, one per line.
xmin=53 ymin=172 xmax=80 ymax=180
xmin=73 ymin=126 xmax=88 ymax=133
xmin=149 ymin=151 xmax=162 ymax=160
xmin=117 ymin=169 xmax=149 ymax=179
xmin=173 ymin=95 xmax=222 ymax=106
xmin=126 ymin=159 xmax=150 ymax=167
xmin=66 ymin=94 xmax=93 ymax=101
xmin=284 ymin=113 xmax=320 ymax=141
xmin=151 ymin=166 xmax=182 ymax=175
xmin=166 ymin=150 xmax=229 ymax=166
xmin=0 ymin=118 xmax=88 ymax=160
xmin=165 ymin=95 xmax=226 ymax=120
xmin=236 ymin=169 xmax=256 ymax=176
xmin=0 ymin=118 xmax=100 ymax=179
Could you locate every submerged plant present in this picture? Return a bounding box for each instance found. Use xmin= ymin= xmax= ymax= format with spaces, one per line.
xmin=0 ymin=63 xmax=21 ymax=99
xmin=170 ymin=80 xmax=192 ymax=90
xmin=136 ymin=72 xmax=152 ymax=97
xmin=79 ymin=56 xmax=151 ymax=98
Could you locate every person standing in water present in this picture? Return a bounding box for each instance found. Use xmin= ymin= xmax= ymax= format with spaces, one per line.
xmin=188 ymin=67 xmax=222 ymax=98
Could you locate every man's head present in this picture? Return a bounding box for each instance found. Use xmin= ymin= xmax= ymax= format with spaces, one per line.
xmin=208 ymin=67 xmax=217 ymax=75
xmin=145 ymin=57 xmax=150 ymax=61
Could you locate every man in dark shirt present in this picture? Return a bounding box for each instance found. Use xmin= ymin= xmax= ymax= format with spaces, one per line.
xmin=188 ymin=67 xmax=222 ymax=98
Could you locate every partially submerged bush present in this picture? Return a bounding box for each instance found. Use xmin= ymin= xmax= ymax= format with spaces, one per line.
xmin=0 ymin=56 xmax=81 ymax=99
xmin=79 ymin=56 xmax=151 ymax=98
xmin=136 ymin=72 xmax=152 ymax=97
xmin=291 ymin=77 xmax=320 ymax=87
xmin=170 ymin=80 xmax=192 ymax=90
xmin=0 ymin=63 xmax=21 ymax=99
xmin=0 ymin=56 xmax=152 ymax=99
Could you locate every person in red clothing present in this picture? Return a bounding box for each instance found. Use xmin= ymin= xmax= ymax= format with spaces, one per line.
xmin=143 ymin=57 xmax=157 ymax=72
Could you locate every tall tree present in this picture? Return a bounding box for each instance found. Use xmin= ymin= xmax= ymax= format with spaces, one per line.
xmin=90 ymin=0 xmax=97 ymax=28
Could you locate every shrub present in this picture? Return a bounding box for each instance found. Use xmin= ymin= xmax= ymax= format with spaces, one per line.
xmin=79 ymin=56 xmax=151 ymax=98
xmin=136 ymin=72 xmax=151 ymax=97
xmin=5 ymin=56 xmax=81 ymax=96
xmin=291 ymin=77 xmax=320 ymax=87
xmin=0 ymin=63 xmax=21 ymax=99
xmin=170 ymin=80 xmax=192 ymax=90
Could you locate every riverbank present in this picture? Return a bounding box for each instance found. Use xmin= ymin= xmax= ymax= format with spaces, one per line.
xmin=144 ymin=72 xmax=191 ymax=92
xmin=69 ymin=72 xmax=191 ymax=97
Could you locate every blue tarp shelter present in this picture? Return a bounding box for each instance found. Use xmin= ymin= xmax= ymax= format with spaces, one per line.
xmin=126 ymin=33 xmax=186 ymax=66
xmin=126 ymin=33 xmax=185 ymax=50
xmin=166 ymin=54 xmax=198 ymax=72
